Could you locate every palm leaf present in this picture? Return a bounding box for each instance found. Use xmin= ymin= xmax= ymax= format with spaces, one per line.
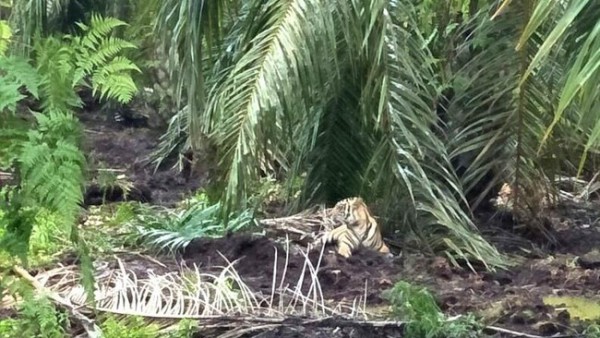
xmin=203 ymin=0 xmax=339 ymax=212
xmin=359 ymin=0 xmax=509 ymax=270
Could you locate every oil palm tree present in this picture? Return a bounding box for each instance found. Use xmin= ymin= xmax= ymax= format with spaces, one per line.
xmin=11 ymin=0 xmax=600 ymax=270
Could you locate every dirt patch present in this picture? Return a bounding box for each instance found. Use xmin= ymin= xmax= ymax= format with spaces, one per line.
xmin=77 ymin=106 xmax=203 ymax=206
xmin=0 ymin=307 xmax=16 ymax=320
xmin=175 ymin=224 xmax=600 ymax=337
xmin=181 ymin=234 xmax=404 ymax=306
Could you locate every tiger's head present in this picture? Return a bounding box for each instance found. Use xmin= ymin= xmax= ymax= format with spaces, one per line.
xmin=333 ymin=197 xmax=373 ymax=227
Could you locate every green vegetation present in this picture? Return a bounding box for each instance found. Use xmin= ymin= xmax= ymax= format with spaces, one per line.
xmin=544 ymin=296 xmax=600 ymax=321
xmin=98 ymin=315 xmax=194 ymax=338
xmin=1 ymin=12 xmax=140 ymax=298
xmin=585 ymin=324 xmax=600 ymax=338
xmin=99 ymin=315 xmax=161 ymax=338
xmin=383 ymin=281 xmax=482 ymax=338
xmin=0 ymin=282 xmax=68 ymax=338
xmin=2 ymin=0 xmax=600 ymax=336
xmin=127 ymin=193 xmax=255 ymax=253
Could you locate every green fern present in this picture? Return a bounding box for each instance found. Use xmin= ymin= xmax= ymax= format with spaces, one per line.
xmin=34 ymin=13 xmax=140 ymax=113
xmin=0 ymin=15 xmax=140 ymax=301
xmin=100 ymin=315 xmax=161 ymax=338
xmin=0 ymin=278 xmax=67 ymax=338
xmin=18 ymin=293 xmax=68 ymax=338
xmin=0 ymin=53 xmax=40 ymax=175
xmin=0 ymin=56 xmax=40 ymax=113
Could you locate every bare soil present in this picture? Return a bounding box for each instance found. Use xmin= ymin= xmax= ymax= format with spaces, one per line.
xmin=8 ymin=105 xmax=600 ymax=337
xmin=78 ymin=104 xmax=205 ymax=206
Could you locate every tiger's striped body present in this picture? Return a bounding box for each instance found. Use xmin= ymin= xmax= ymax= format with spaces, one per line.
xmin=320 ymin=197 xmax=391 ymax=258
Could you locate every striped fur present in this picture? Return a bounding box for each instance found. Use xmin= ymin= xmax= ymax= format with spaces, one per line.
xmin=321 ymin=197 xmax=390 ymax=258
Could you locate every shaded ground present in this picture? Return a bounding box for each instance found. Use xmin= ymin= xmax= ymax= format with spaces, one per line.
xmin=78 ymin=105 xmax=204 ymax=206
xmin=178 ymin=228 xmax=600 ymax=337
xmin=182 ymin=234 xmax=403 ymax=306
xmin=7 ymin=103 xmax=600 ymax=337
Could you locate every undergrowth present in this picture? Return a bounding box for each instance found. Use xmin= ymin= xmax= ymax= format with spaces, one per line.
xmin=126 ymin=192 xmax=256 ymax=254
xmin=99 ymin=315 xmax=160 ymax=338
xmin=99 ymin=314 xmax=195 ymax=338
xmin=0 ymin=278 xmax=67 ymax=338
xmin=586 ymin=324 xmax=600 ymax=338
xmin=0 ymin=208 xmax=73 ymax=269
xmin=382 ymin=281 xmax=483 ymax=338
xmin=0 ymin=14 xmax=139 ymax=298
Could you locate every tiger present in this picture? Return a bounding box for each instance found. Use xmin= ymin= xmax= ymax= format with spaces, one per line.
xmin=318 ymin=197 xmax=391 ymax=258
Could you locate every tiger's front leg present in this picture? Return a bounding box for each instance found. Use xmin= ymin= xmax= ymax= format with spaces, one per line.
xmin=329 ymin=225 xmax=361 ymax=258
xmin=314 ymin=225 xmax=359 ymax=258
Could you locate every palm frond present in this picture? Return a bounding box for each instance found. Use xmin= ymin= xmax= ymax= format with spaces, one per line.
xmin=503 ymin=0 xmax=600 ymax=175
xmin=153 ymin=0 xmax=233 ymax=153
xmin=359 ymin=0 xmax=509 ymax=270
xmin=203 ymin=0 xmax=339 ymax=213
xmin=296 ymin=69 xmax=377 ymax=207
xmin=128 ymin=201 xmax=255 ymax=254
xmin=33 ymin=247 xmax=365 ymax=321
xmin=446 ymin=1 xmax=586 ymax=242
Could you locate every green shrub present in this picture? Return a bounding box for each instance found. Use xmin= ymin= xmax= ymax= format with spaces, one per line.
xmin=127 ymin=195 xmax=255 ymax=254
xmin=382 ymin=281 xmax=482 ymax=338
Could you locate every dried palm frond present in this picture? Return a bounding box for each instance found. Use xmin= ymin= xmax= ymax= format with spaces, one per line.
xmin=258 ymin=204 xmax=341 ymax=243
xmin=31 ymin=241 xmax=367 ymax=333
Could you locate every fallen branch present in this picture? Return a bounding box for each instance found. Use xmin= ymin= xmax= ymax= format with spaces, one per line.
xmin=484 ymin=325 xmax=573 ymax=338
xmin=192 ymin=315 xmax=406 ymax=338
xmin=198 ymin=315 xmax=576 ymax=338
xmin=198 ymin=315 xmax=406 ymax=329
xmin=258 ymin=206 xmax=343 ymax=247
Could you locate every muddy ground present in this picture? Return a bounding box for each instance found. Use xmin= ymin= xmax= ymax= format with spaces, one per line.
xmin=10 ymin=105 xmax=600 ymax=337
xmin=77 ymin=102 xmax=205 ymax=206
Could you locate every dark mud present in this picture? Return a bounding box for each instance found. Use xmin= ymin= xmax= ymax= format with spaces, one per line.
xmin=182 ymin=234 xmax=404 ymax=305
xmin=78 ymin=106 xmax=204 ymax=206
xmin=176 ymin=227 xmax=600 ymax=337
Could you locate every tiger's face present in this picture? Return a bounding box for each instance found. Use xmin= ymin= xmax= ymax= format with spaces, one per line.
xmin=333 ymin=197 xmax=372 ymax=229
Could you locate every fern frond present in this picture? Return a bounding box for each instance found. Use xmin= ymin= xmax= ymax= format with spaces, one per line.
xmin=0 ymin=56 xmax=41 ymax=101
xmin=0 ymin=78 xmax=25 ymax=113
xmin=91 ymin=56 xmax=140 ymax=100
xmin=32 ymin=15 xmax=140 ymax=110
xmin=86 ymin=37 xmax=137 ymax=69
xmin=0 ymin=201 xmax=37 ymax=264
xmin=85 ymin=13 xmax=129 ymax=39
xmin=19 ymin=112 xmax=85 ymax=225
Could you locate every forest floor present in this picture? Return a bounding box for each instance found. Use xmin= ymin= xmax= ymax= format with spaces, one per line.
xmin=10 ymin=106 xmax=600 ymax=337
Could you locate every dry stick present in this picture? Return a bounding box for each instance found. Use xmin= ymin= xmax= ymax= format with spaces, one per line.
xmin=578 ymin=171 xmax=600 ymax=201
xmin=12 ymin=265 xmax=102 ymax=338
xmin=96 ymin=168 xmax=127 ymax=172
xmin=216 ymin=324 xmax=280 ymax=338
xmin=269 ymin=245 xmax=278 ymax=314
xmin=484 ymin=325 xmax=558 ymax=338
xmin=199 ymin=316 xmax=574 ymax=338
